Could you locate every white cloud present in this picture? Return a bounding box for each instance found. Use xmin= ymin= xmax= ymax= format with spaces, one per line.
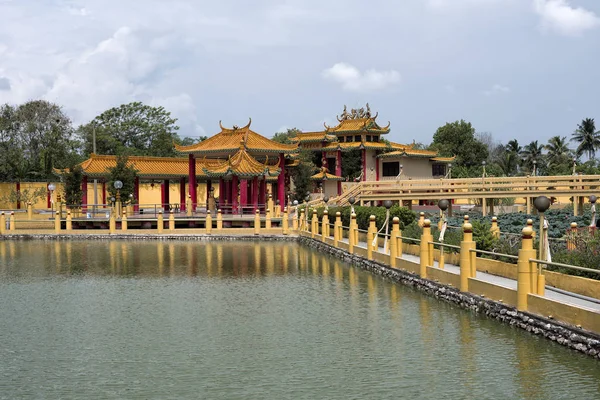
xmin=322 ymin=63 xmax=401 ymax=93
xmin=427 ymin=0 xmax=507 ymax=10
xmin=483 ymin=84 xmax=510 ymax=96
xmin=533 ymin=0 xmax=600 ymax=36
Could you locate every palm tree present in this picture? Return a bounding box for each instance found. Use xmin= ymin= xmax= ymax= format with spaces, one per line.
xmin=506 ymin=139 xmax=521 ymax=155
xmin=544 ymin=135 xmax=572 ymax=167
xmin=571 ymin=118 xmax=600 ymax=159
xmin=520 ymin=140 xmax=544 ymax=175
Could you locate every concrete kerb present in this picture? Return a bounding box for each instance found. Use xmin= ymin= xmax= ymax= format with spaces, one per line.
xmin=1 ymin=231 xmax=599 ymax=358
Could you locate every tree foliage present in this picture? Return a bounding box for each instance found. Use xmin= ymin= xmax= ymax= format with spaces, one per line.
xmin=107 ymin=155 xmax=139 ymax=202
xmin=62 ymin=164 xmax=84 ymax=206
xmin=431 ymin=120 xmax=488 ymax=167
xmin=571 ymin=118 xmax=600 ymax=159
xmin=78 ymin=102 xmax=181 ymax=157
xmin=0 ymin=100 xmax=80 ymax=181
xmin=342 ymin=148 xmax=363 ymax=181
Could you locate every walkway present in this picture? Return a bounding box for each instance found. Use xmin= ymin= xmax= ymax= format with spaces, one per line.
xmin=344 ymin=238 xmax=600 ymax=312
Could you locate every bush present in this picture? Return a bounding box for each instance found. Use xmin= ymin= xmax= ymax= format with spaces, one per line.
xmin=311 ymin=205 xmax=416 ymax=231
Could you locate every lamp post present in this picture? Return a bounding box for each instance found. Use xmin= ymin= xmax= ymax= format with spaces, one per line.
xmin=532 ymin=160 xmax=537 ymax=177
xmin=396 ymin=164 xmax=404 ymax=179
xmin=323 ymin=195 xmax=330 ymax=212
xmin=572 ymin=158 xmax=577 ymax=175
xmin=447 ymin=163 xmax=452 ymax=179
xmin=590 ymin=195 xmax=597 ymax=228
xmin=438 ymin=199 xmax=450 ymax=266
xmin=304 ymin=194 xmax=310 ymax=230
xmin=348 ymin=196 xmax=356 ymax=215
xmin=383 ymin=200 xmax=393 ymax=251
xmin=482 ymin=161 xmax=487 ymax=178
xmin=533 ymin=195 xmax=551 ymax=262
xmin=114 ymin=180 xmax=123 ymax=218
xmin=48 ymin=183 xmax=56 ymax=211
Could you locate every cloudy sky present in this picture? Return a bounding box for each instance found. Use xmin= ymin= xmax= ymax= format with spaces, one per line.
xmin=1 ymin=0 xmax=599 ymax=146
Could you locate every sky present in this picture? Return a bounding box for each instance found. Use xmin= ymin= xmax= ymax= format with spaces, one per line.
xmin=1 ymin=0 xmax=599 ymax=147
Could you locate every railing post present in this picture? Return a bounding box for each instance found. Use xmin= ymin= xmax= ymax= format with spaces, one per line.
xmin=27 ymin=202 xmax=33 ymax=220
xmin=334 ymin=212 xmax=341 ymax=247
xmin=254 ymin=209 xmax=261 ymax=235
xmin=367 ymin=215 xmax=375 ymax=260
xmin=266 ymin=209 xmax=272 ymax=229
xmin=0 ymin=212 xmax=5 ymax=235
xmin=109 ymin=210 xmax=116 ymax=234
xmin=267 ymin=194 xmax=274 ymax=219
xmin=321 ymin=210 xmax=329 ymax=242
xmin=9 ymin=212 xmax=15 ymax=231
xmin=491 ymin=216 xmax=500 ymax=239
xmin=157 ymin=210 xmax=163 ymax=234
xmin=517 ymin=224 xmax=535 ymax=311
xmin=311 ymin=210 xmax=317 ymax=238
xmin=66 ymin=210 xmax=72 ymax=232
xmin=567 ymin=222 xmax=577 ymax=250
xmin=460 ymin=216 xmax=473 ymax=292
xmin=292 ymin=210 xmax=298 ymax=231
xmin=217 ymin=209 xmax=223 ymax=229
xmin=420 ymin=219 xmax=432 ymax=278
xmin=169 ymin=209 xmax=175 ymax=231
xmin=299 ymin=210 xmax=305 ymax=231
xmin=121 ymin=210 xmax=127 ymax=232
xmin=390 ymin=217 xmax=399 ymax=268
xmin=206 ymin=213 xmax=212 ymax=234
xmin=54 ymin=210 xmax=61 ymax=233
xmin=348 ymin=212 xmax=356 ymax=254
xmin=418 ymin=212 xmax=425 ymax=227
xmin=283 ymin=207 xmax=289 ymax=235
xmin=186 ymin=195 xmax=192 ymax=217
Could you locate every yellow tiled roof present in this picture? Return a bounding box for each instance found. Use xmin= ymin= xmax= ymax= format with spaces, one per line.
xmin=175 ymin=119 xmax=297 ymax=154
xmin=377 ymin=148 xmax=443 ymax=159
xmin=292 ymin=132 xmax=337 ymax=143
xmin=324 ymin=117 xmax=390 ymax=134
xmin=430 ymin=156 xmax=456 ymax=162
xmin=310 ymin=168 xmax=344 ymax=181
xmin=202 ymin=147 xmax=281 ymax=178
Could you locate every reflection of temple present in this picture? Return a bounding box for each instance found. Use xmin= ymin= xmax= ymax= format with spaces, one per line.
xmin=293 ymin=104 xmax=453 ymax=197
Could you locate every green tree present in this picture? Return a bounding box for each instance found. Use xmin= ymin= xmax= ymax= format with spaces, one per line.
xmin=342 ymin=148 xmax=363 ymax=180
xmin=107 ymin=155 xmax=139 ymax=202
xmin=520 ymin=140 xmax=544 ymax=175
xmin=544 ymin=135 xmax=573 ymax=175
xmin=78 ymin=102 xmax=181 ymax=157
xmin=571 ymin=118 xmax=600 ymax=159
xmin=62 ymin=164 xmax=84 ymax=206
xmin=272 ymin=128 xmax=300 ymax=144
xmin=431 ymin=120 xmax=488 ymax=167
xmin=0 ymin=101 xmax=79 ymax=181
xmin=289 ymin=150 xmax=315 ymax=202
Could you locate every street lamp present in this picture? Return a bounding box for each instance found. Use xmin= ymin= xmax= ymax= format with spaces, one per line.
xmin=572 ymin=158 xmax=577 ymax=175
xmin=482 ymin=161 xmax=487 ymax=178
xmin=114 ymin=180 xmax=123 ymax=217
xmin=532 ymin=160 xmax=537 ymax=177
xmin=323 ymin=195 xmax=330 ymax=212
xmin=348 ymin=196 xmax=356 ymax=215
xmin=447 ymin=163 xmax=452 ymax=179
xmin=534 ymin=195 xmax=551 ymax=262
xmin=48 ymin=183 xmax=56 ymax=211
xmin=396 ymin=164 xmax=404 ymax=179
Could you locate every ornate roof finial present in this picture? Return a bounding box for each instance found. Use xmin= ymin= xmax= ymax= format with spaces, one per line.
xmin=365 ymin=103 xmax=371 ymax=118
xmin=338 ymin=105 xmax=350 ymax=122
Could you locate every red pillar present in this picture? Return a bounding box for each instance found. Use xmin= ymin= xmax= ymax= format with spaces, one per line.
xmin=133 ymin=178 xmax=138 ymax=211
xmin=103 ymin=180 xmax=108 ymax=208
xmin=240 ymin=179 xmax=248 ymax=214
xmin=160 ymin=182 xmax=165 ymax=208
xmin=259 ymin=179 xmax=266 ymax=211
xmin=219 ymin=178 xmax=225 ymax=207
xmin=163 ymin=180 xmax=170 ymax=208
xmin=336 ymin=149 xmax=342 ymax=195
xmin=231 ymin=175 xmax=239 ymax=214
xmin=252 ymin=177 xmax=259 ymax=212
xmin=375 ymin=151 xmax=380 ymax=181
xmin=362 ymin=148 xmax=366 ymax=181
xmin=278 ymin=153 xmax=286 ymax=211
xmin=188 ymin=154 xmax=197 ymax=210
xmin=81 ymin=176 xmax=88 ymax=211
xmin=179 ymin=178 xmax=186 ymax=211
xmin=46 ymin=183 xmax=51 ymax=208
xmin=206 ymin=180 xmax=212 ymax=204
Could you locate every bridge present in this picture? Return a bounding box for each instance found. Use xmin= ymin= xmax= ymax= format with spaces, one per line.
xmin=326 ymin=174 xmax=600 ymax=215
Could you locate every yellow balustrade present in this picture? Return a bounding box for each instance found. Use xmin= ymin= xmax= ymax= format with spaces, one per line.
xmin=66 ymin=211 xmax=72 ymax=231
xmin=254 ymin=209 xmax=261 ymax=235
xmin=169 ymin=210 xmax=175 ymax=231
xmin=390 ymin=217 xmax=399 ymax=268
xmin=266 ymin=209 xmax=272 ymax=229
xmin=334 ymin=212 xmax=341 ymax=246
xmin=420 ymin=219 xmax=432 ymax=278
xmin=206 ymin=213 xmax=212 ymax=234
xmin=109 ymin=211 xmax=116 ymax=234
xmin=55 ymin=211 xmax=61 ymax=233
xmin=459 ymin=216 xmax=474 ymax=292
xmin=217 ymin=209 xmax=223 ymax=229
xmin=0 ymin=212 xmax=5 ymax=235
xmin=491 ymin=216 xmax=500 ymax=239
xmin=517 ymin=224 xmax=536 ymax=311
xmin=283 ymin=208 xmax=289 ymax=235
xmin=157 ymin=210 xmax=163 ymax=234
xmin=122 ymin=210 xmax=127 ymax=231
xmin=367 ymin=215 xmax=376 ymax=260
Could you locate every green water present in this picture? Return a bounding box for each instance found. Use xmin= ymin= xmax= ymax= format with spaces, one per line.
xmin=0 ymin=240 xmax=598 ymax=399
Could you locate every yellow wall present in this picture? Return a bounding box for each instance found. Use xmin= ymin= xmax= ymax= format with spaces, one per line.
xmin=528 ymin=294 xmax=600 ymax=333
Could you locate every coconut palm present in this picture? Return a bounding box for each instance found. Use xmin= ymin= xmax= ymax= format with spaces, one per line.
xmin=520 ymin=140 xmax=544 ymax=175
xmin=544 ymin=135 xmax=572 ymax=167
xmin=571 ymin=118 xmax=600 ymax=159
xmin=506 ymin=139 xmax=521 ymax=155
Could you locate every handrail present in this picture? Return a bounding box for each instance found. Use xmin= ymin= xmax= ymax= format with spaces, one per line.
xmin=470 ymin=248 xmax=519 ymax=260
xmin=428 ymin=241 xmax=460 ymax=250
xmin=529 ymin=258 xmax=600 ymax=275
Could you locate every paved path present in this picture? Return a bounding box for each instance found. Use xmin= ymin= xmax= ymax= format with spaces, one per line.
xmin=342 ymin=237 xmax=600 ymax=312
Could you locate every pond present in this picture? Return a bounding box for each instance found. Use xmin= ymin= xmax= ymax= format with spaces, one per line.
xmin=0 ymin=240 xmax=598 ymax=399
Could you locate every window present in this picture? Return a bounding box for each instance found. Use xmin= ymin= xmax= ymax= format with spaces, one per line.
xmin=366 ymin=135 xmax=372 ymax=142
xmin=382 ymin=162 xmax=400 ymax=177
xmin=345 ymin=136 xmax=352 ymax=142
xmin=432 ymin=164 xmax=445 ymax=176
xmin=355 ymin=135 xmax=361 ymax=142
xmin=327 ymin=158 xmax=336 ymax=173
xmin=373 ymin=136 xmax=379 ymax=142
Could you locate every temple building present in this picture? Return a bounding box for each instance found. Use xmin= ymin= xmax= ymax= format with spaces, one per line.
xmin=293 ymin=104 xmax=454 ymax=197
xmin=70 ymin=119 xmax=297 ymax=213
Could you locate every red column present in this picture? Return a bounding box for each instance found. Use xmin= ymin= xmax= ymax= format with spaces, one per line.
xmin=336 ymin=149 xmax=342 ymax=195
xmin=375 ymin=151 xmax=380 ymax=181
xmin=188 ymin=154 xmax=197 ymax=210
xmin=46 ymin=183 xmax=51 ymax=208
xmin=160 ymin=182 xmax=165 ymax=208
xmin=133 ymin=178 xmax=139 ymax=212
xmin=240 ymin=179 xmax=248 ymax=214
xmin=278 ymin=153 xmax=286 ymax=212
xmin=362 ymin=148 xmax=366 ymax=181
xmin=231 ymin=175 xmax=239 ymax=214
xmin=81 ymin=176 xmax=88 ymax=211
xmin=163 ymin=180 xmax=170 ymax=208
xmin=103 ymin=180 xmax=107 ymax=208
xmin=259 ymin=179 xmax=266 ymax=211
xmin=252 ymin=177 xmax=259 ymax=212
xmin=179 ymin=178 xmax=185 ymax=211
xmin=219 ymin=178 xmax=225 ymax=208
xmin=206 ymin=180 xmax=212 ymax=204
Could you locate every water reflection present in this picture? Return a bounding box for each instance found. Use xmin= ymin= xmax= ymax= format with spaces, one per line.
xmin=1 ymin=240 xmax=599 ymax=400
